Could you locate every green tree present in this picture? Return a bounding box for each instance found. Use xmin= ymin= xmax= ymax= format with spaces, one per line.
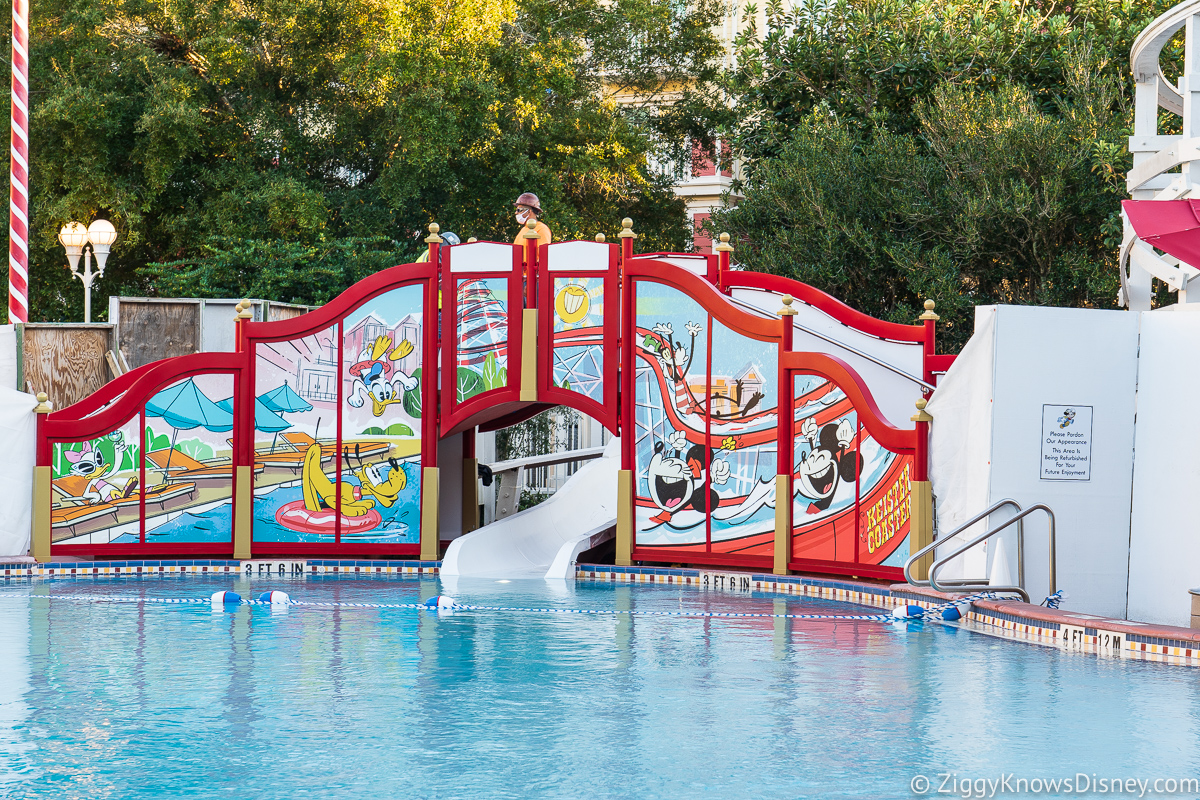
xmin=715 ymin=0 xmax=1179 ymax=348
xmin=14 ymin=0 xmax=723 ymax=320
xmin=727 ymin=0 xmax=1177 ymax=159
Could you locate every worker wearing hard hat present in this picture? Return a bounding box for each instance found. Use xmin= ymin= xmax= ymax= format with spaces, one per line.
xmin=513 ymin=192 xmax=552 ymax=247
xmin=416 ymin=230 xmax=460 ymax=262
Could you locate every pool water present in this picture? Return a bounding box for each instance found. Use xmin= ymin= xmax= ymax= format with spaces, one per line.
xmin=1 ymin=577 xmax=1198 ymax=799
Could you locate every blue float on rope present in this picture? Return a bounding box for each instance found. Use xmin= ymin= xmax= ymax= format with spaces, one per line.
xmin=423 ymin=595 xmax=457 ymax=610
xmin=892 ymin=605 xmax=925 ymax=619
xmin=258 ymin=591 xmax=291 ymax=605
xmin=941 ymin=606 xmax=963 ymax=621
xmin=210 ymin=590 xmax=242 ymax=605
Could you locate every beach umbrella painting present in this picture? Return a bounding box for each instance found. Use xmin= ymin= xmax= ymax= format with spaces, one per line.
xmin=254 ymin=381 xmax=312 ymax=452
xmin=258 ymin=382 xmax=313 ymax=415
xmin=145 ymin=378 xmax=235 ymax=474
xmin=215 ymin=397 xmax=292 ymax=434
xmin=1123 ymin=199 xmax=1200 ymax=268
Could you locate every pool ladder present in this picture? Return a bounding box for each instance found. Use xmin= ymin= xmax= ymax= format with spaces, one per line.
xmin=903 ymin=499 xmax=1056 ymax=604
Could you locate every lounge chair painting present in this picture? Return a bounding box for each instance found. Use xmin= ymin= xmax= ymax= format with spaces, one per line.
xmin=51 ymin=473 xmax=197 ymax=539
xmin=254 ymin=448 xmax=330 ymax=472
xmin=233 ymin=436 xmax=333 ymax=472
xmin=146 ymin=449 xmax=265 ymax=481
xmin=281 ymin=431 xmax=392 ymax=462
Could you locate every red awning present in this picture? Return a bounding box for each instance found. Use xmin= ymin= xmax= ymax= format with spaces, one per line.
xmin=1123 ymin=199 xmax=1200 ymax=267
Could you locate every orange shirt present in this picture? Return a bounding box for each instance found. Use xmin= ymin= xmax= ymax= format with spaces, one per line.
xmin=513 ymin=221 xmax=552 ymax=248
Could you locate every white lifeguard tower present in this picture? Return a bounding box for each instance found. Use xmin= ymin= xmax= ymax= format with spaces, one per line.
xmin=1123 ymin=0 xmax=1200 ymax=308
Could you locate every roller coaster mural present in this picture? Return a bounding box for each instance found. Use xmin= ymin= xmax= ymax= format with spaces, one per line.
xmin=34 ymin=224 xmax=947 ymax=578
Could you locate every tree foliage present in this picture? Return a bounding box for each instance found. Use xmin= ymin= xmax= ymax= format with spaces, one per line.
xmin=16 ymin=0 xmax=723 ymax=318
xmin=715 ymin=0 xmax=1181 ymax=347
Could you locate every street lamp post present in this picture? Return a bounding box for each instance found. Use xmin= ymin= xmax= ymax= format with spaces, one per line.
xmin=58 ymin=219 xmax=118 ymax=323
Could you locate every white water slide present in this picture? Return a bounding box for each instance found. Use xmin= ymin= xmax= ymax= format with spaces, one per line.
xmin=440 ymin=438 xmax=621 ymax=580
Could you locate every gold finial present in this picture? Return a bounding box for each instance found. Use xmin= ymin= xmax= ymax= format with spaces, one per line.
xmin=778 ymin=294 xmax=798 ymax=317
xmin=595 ymin=233 xmax=606 ymax=243
xmin=235 ymin=299 xmax=254 ymax=320
xmin=715 ymin=232 xmax=734 ymax=253
xmin=617 ymin=218 xmax=636 ymax=239
xmin=34 ymin=392 xmax=52 ymax=414
xmin=523 ymin=218 xmax=540 ymax=239
xmin=467 ymin=237 xmax=478 ymax=243
xmin=911 ymin=397 xmax=933 ymax=423
xmin=919 ymin=299 xmax=940 ymax=321
xmin=424 ymin=222 xmax=442 ymax=244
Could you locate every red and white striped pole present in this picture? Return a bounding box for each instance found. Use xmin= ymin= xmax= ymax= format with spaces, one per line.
xmin=9 ymin=0 xmax=29 ymax=323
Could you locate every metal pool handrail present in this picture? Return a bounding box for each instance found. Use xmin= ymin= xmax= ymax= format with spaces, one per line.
xmin=928 ymin=505 xmax=1057 ymax=604
xmin=904 ymin=499 xmax=1024 ymax=589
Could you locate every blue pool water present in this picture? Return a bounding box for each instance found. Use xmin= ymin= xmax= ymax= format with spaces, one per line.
xmin=1 ymin=577 xmax=1199 ymax=799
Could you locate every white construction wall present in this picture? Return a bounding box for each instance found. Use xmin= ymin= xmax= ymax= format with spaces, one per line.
xmin=0 ymin=386 xmax=36 ymax=557
xmin=925 ymin=309 xmax=997 ymax=582
xmin=1126 ymin=311 xmax=1200 ymax=625
xmin=0 ymin=326 xmax=17 ymax=390
xmin=928 ymin=306 xmax=1140 ymax=618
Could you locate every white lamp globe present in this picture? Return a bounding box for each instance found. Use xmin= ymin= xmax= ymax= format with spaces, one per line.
xmin=87 ymin=219 xmax=117 ymax=273
xmin=87 ymin=219 xmax=118 ymax=247
xmin=58 ymin=221 xmax=87 ymax=272
xmin=57 ymin=221 xmax=88 ymax=249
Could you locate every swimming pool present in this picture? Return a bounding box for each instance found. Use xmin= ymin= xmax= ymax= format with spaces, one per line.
xmin=1 ymin=576 xmax=1198 ymax=799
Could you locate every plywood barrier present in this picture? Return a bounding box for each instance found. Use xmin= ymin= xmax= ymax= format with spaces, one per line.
xmin=110 ymin=298 xmax=315 ymax=365
xmin=20 ymin=324 xmax=112 ymax=409
xmin=114 ymin=299 xmax=201 ymax=368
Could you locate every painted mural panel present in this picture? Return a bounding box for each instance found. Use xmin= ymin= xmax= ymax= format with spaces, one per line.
xmin=550 ymin=277 xmax=604 ymax=400
xmin=252 ymin=325 xmax=340 ymax=543
xmin=456 ymin=278 xmax=508 ymax=403
xmin=51 ymin=418 xmax=144 ymax=545
xmin=633 ymin=282 xmax=710 ymax=548
xmin=634 ymin=281 xmax=786 ymax=555
xmin=706 ymin=319 xmax=779 ymax=556
xmin=858 ymin=454 xmax=912 ymax=567
xmin=337 ymin=286 xmax=424 ymax=544
xmin=789 ymin=374 xmax=912 ymax=567
xmin=50 ymin=373 xmax=239 ymax=546
xmin=140 ymin=373 xmax=235 ymax=543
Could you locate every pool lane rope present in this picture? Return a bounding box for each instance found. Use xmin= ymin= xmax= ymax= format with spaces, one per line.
xmin=0 ymin=590 xmax=1014 ymax=624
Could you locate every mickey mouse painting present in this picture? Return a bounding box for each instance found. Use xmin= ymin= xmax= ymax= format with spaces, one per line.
xmin=646 ymin=429 xmax=731 ymax=525
xmin=794 ymin=417 xmax=862 ymax=513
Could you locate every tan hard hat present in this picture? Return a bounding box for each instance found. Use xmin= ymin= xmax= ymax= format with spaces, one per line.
xmin=513 ymin=192 xmax=542 ymax=215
